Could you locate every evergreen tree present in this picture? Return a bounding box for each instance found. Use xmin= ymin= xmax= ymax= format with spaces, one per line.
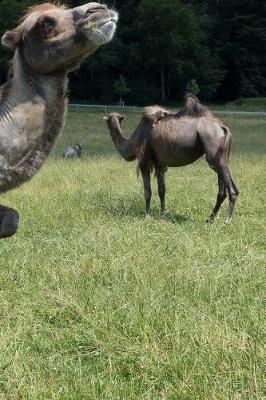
xmin=186 ymin=79 xmax=200 ymax=96
xmin=113 ymin=75 xmax=131 ymax=104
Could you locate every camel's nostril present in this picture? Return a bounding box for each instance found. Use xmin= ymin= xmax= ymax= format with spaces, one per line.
xmin=86 ymin=4 xmax=107 ymax=15
xmin=72 ymin=4 xmax=107 ymax=22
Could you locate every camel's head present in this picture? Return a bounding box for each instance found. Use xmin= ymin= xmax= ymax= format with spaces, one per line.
xmin=1 ymin=2 xmax=118 ymax=74
xmin=103 ymin=113 xmax=125 ymax=126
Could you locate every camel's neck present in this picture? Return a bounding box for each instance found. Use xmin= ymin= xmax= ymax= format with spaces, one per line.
xmin=0 ymin=50 xmax=68 ymax=155
xmin=107 ymin=118 xmax=136 ymax=161
xmin=0 ymin=50 xmax=68 ymax=192
xmin=108 ymin=118 xmax=127 ymax=148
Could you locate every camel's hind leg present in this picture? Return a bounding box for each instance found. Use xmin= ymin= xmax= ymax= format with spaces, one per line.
xmin=207 ymin=160 xmax=239 ymax=224
xmin=0 ymin=205 xmax=20 ymax=239
xmin=140 ymin=168 xmax=152 ymax=217
xmin=220 ymin=165 xmax=240 ymax=224
xmin=206 ymin=174 xmax=226 ymax=223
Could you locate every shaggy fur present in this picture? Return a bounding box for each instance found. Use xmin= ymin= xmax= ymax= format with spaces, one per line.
xmin=22 ymin=3 xmax=67 ymax=21
xmin=104 ymin=95 xmax=239 ymax=224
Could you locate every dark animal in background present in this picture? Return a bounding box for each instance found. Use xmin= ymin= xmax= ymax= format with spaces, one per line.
xmin=63 ymin=144 xmax=83 ymax=158
xmin=104 ymin=94 xmax=239 ymax=224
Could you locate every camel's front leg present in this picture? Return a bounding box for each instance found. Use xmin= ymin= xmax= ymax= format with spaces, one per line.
xmin=0 ymin=205 xmax=19 ymax=239
xmin=140 ymin=169 xmax=152 ymax=217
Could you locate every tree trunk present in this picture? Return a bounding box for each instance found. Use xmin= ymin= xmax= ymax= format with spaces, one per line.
xmin=90 ymin=67 xmax=95 ymax=102
xmin=160 ymin=64 xmax=166 ymax=102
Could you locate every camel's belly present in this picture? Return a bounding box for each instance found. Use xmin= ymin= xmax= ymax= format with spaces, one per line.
xmin=151 ymin=130 xmax=204 ymax=167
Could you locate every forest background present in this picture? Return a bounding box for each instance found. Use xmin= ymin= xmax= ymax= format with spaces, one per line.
xmin=1 ymin=0 xmax=265 ymax=105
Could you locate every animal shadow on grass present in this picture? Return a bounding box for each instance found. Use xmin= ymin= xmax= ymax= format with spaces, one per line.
xmin=153 ymin=211 xmax=190 ymax=224
xmin=97 ymin=193 xmax=190 ymax=224
xmin=103 ymin=197 xmax=144 ymax=219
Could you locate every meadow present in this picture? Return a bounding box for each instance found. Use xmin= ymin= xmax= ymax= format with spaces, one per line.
xmin=0 ymin=108 xmax=265 ymax=399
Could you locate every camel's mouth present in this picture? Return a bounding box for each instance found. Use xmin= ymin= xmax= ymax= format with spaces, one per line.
xmin=81 ymin=11 xmax=118 ymax=46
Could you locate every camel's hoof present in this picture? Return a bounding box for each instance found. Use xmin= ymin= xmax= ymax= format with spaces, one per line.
xmin=206 ymin=217 xmax=214 ymax=224
xmin=0 ymin=209 xmax=20 ymax=239
xmin=225 ymin=218 xmax=232 ymax=225
xmin=160 ymin=210 xmax=169 ymax=218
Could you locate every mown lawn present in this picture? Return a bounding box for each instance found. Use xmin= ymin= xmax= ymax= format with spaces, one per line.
xmin=0 ymin=109 xmax=265 ymax=399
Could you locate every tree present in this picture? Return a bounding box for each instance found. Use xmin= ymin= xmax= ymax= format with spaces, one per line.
xmin=186 ymin=79 xmax=200 ymax=96
xmin=113 ymin=75 xmax=131 ymax=104
xmin=136 ymin=0 xmax=223 ymax=102
xmin=197 ymin=0 xmax=266 ymax=100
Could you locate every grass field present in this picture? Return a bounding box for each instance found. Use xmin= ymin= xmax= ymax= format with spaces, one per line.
xmin=0 ymin=109 xmax=265 ymax=399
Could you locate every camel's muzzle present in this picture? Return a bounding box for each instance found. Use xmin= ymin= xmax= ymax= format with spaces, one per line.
xmin=73 ymin=3 xmax=118 ymax=46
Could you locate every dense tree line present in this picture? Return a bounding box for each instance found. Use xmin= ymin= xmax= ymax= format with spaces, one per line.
xmin=0 ymin=0 xmax=266 ymax=104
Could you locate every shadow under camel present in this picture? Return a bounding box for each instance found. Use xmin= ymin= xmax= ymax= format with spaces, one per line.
xmin=92 ymin=192 xmax=191 ymax=224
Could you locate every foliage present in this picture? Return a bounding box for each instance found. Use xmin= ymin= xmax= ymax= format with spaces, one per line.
xmin=200 ymin=0 xmax=266 ymax=100
xmin=0 ymin=0 xmax=266 ymax=101
xmin=186 ymin=79 xmax=200 ymax=96
xmin=113 ymin=75 xmax=131 ymax=103
xmin=135 ymin=0 xmax=222 ymax=102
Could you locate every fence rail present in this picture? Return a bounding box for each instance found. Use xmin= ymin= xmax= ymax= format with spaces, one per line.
xmin=69 ymin=103 xmax=266 ymax=117
xmin=69 ymin=103 xmax=142 ymax=112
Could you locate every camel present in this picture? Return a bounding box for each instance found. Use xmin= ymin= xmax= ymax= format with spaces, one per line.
xmin=104 ymin=95 xmax=239 ymax=224
xmin=0 ymin=2 xmax=118 ymax=238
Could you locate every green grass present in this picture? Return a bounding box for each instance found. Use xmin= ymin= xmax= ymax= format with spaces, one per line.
xmin=0 ymin=110 xmax=265 ymax=399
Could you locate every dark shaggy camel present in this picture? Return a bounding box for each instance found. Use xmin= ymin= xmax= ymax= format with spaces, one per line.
xmin=104 ymin=95 xmax=239 ymax=224
xmin=0 ymin=2 xmax=118 ymax=238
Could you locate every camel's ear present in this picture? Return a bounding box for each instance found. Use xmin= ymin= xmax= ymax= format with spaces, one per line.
xmin=103 ymin=116 xmax=109 ymax=121
xmin=1 ymin=30 xmax=21 ymax=50
xmin=119 ymin=115 xmax=125 ymax=122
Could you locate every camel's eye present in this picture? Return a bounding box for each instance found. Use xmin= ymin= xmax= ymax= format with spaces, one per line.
xmin=37 ymin=17 xmax=56 ymax=36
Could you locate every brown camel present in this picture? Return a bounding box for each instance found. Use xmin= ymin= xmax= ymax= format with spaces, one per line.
xmin=104 ymin=95 xmax=239 ymax=224
xmin=0 ymin=2 xmax=118 ymax=238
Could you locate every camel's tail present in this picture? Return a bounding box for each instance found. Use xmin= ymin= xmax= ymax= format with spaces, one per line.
xmin=221 ymin=125 xmax=232 ymax=161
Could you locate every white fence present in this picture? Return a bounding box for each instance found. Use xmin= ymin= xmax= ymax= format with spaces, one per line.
xmin=68 ymin=103 xmax=266 ymax=117
xmin=69 ymin=103 xmax=142 ymax=113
